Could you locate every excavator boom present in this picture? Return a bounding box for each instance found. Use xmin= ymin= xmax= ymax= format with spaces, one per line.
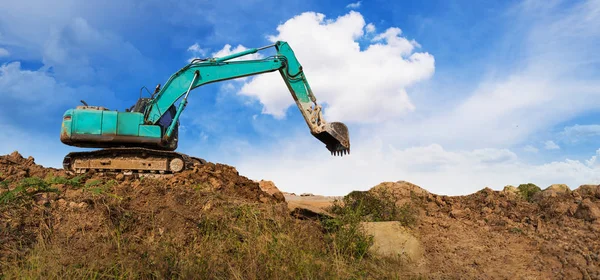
xmin=60 ymin=41 xmax=350 ymax=175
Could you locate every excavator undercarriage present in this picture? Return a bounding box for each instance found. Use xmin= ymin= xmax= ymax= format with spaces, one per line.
xmin=62 ymin=147 xmax=206 ymax=176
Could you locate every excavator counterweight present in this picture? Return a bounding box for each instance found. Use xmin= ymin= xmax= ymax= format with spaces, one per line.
xmin=60 ymin=41 xmax=350 ymax=175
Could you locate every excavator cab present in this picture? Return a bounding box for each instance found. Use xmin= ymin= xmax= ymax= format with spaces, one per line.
xmin=130 ymin=98 xmax=152 ymax=113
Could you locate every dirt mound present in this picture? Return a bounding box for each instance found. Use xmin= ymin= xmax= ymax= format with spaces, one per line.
xmin=1 ymin=159 xmax=279 ymax=269
xmin=0 ymin=151 xmax=65 ymax=181
xmin=4 ymin=151 xmax=600 ymax=279
xmin=0 ymin=152 xmax=407 ymax=279
xmin=368 ymin=182 xmax=600 ymax=279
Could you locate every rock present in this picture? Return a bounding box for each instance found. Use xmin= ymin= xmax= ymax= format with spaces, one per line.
xmin=546 ymin=184 xmax=570 ymax=193
xmin=57 ymin=199 xmax=67 ymax=207
xmin=8 ymin=151 xmax=23 ymax=161
xmin=541 ymin=190 xmax=558 ymax=199
xmin=76 ymin=202 xmax=88 ymax=208
xmin=258 ymin=180 xmax=285 ymax=202
xmin=434 ymin=196 xmax=446 ymax=207
xmin=450 ymin=208 xmax=470 ymax=219
xmin=290 ymin=206 xmax=332 ymax=220
xmin=503 ymin=185 xmax=518 ymax=195
xmin=575 ymin=185 xmax=598 ymax=198
xmin=361 ymin=221 xmax=424 ymax=262
xmin=369 ymin=181 xmax=429 ymax=205
xmin=574 ymin=199 xmax=600 ymax=222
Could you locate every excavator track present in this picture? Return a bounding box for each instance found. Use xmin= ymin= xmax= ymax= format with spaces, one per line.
xmin=62 ymin=147 xmax=206 ymax=176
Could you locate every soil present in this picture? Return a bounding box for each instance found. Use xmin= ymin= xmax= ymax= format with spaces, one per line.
xmin=2 ymin=151 xmax=600 ymax=279
xmin=1 ymin=152 xmax=279 ymax=273
xmin=282 ymin=181 xmax=600 ymax=279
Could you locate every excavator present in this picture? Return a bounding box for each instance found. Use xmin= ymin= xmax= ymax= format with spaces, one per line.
xmin=59 ymin=41 xmax=350 ymax=175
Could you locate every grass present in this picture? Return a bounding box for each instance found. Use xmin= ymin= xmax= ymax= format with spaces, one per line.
xmin=517 ymin=183 xmax=541 ymax=202
xmin=328 ymin=189 xmax=419 ymax=227
xmin=0 ymin=177 xmax=59 ymax=206
xmin=0 ymin=177 xmax=411 ymax=279
xmin=509 ymin=227 xmax=524 ymax=234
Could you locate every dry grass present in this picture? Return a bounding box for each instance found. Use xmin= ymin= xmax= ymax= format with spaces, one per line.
xmin=1 ymin=175 xmax=408 ymax=280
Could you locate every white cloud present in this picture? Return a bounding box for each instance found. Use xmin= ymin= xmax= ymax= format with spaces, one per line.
xmin=0 ymin=5 xmax=149 ymax=83
xmin=585 ymin=149 xmax=600 ymax=167
xmin=524 ymin=145 xmax=539 ymax=153
xmin=221 ymin=2 xmax=600 ymax=196
xmin=346 ymin=1 xmax=361 ymax=9
xmin=234 ymin=11 xmax=434 ymax=121
xmin=544 ymin=140 xmax=560 ymax=150
xmin=345 ymin=0 xmax=600 ymax=153
xmin=187 ymin=43 xmax=210 ymax=63
xmin=187 ymin=43 xmax=207 ymax=56
xmin=562 ymin=124 xmax=600 ymax=141
xmin=0 ymin=47 xmax=9 ymax=57
xmin=231 ymin=133 xmax=600 ymax=196
xmin=0 ymin=61 xmax=73 ymax=105
xmin=211 ymin=44 xmax=264 ymax=61
xmin=41 ymin=17 xmax=148 ymax=82
xmin=365 ymin=23 xmax=376 ymax=33
xmin=0 ymin=61 xmax=118 ymax=117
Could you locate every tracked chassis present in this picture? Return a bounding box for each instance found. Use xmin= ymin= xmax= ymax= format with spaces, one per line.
xmin=62 ymin=147 xmax=206 ymax=175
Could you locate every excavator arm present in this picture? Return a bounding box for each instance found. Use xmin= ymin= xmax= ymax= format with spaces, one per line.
xmin=145 ymin=41 xmax=350 ymax=155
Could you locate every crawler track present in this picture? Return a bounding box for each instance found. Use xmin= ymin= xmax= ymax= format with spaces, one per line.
xmin=63 ymin=147 xmax=206 ymax=175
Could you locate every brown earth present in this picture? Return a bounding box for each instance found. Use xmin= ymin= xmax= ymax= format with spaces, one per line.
xmin=2 ymin=151 xmax=600 ymax=279
xmin=303 ymin=181 xmax=600 ymax=279
xmin=0 ymin=152 xmax=405 ymax=279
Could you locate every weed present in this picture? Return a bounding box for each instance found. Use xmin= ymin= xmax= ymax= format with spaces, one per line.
xmin=330 ymin=189 xmax=418 ymax=226
xmin=44 ymin=174 xmax=68 ymax=185
xmin=85 ymin=179 xmax=102 ymax=188
xmin=509 ymin=227 xmax=523 ymax=234
xmin=67 ymin=175 xmax=85 ymax=188
xmin=0 ymin=179 xmax=9 ymax=190
xmin=517 ymin=183 xmax=541 ymax=202
xmin=0 ymin=177 xmax=58 ymax=205
xmin=322 ymin=208 xmax=374 ymax=261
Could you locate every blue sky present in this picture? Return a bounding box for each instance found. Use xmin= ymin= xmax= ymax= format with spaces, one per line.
xmin=1 ymin=0 xmax=599 ymax=195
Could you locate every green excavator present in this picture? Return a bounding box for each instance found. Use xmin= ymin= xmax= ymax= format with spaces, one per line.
xmin=60 ymin=41 xmax=350 ymax=175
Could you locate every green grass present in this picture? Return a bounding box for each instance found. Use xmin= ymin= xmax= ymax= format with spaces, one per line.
xmin=44 ymin=174 xmax=85 ymax=188
xmin=0 ymin=177 xmax=59 ymax=206
xmin=517 ymin=183 xmax=541 ymax=202
xmin=329 ymin=189 xmax=418 ymax=226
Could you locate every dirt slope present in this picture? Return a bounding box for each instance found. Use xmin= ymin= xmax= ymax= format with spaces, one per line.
xmin=0 ymin=152 xmax=403 ymax=279
xmin=274 ymin=181 xmax=600 ymax=279
xmin=2 ymin=151 xmax=599 ymax=279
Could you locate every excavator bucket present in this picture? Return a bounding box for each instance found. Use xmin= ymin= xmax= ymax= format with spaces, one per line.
xmin=314 ymin=122 xmax=350 ymax=156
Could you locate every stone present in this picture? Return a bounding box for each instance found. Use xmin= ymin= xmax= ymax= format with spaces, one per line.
xmin=574 ymin=199 xmax=600 ymax=222
xmin=575 ymin=185 xmax=598 ymax=198
xmin=545 ymin=184 xmax=570 ymax=193
xmin=361 ymin=221 xmax=424 ymax=262
xmin=258 ymin=180 xmax=285 ymax=202
xmin=503 ymin=185 xmax=518 ymax=195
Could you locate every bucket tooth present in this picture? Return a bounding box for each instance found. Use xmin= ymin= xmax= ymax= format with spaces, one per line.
xmin=313 ymin=121 xmax=350 ymax=156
